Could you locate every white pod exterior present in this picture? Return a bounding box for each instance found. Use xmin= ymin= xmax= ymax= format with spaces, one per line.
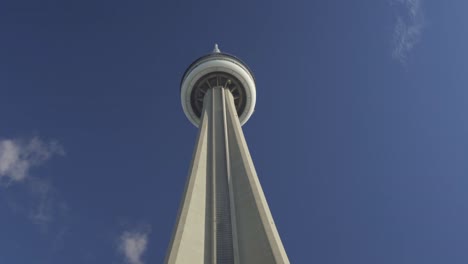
xmin=180 ymin=49 xmax=256 ymax=127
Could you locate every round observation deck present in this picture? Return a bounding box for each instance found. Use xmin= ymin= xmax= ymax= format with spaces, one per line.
xmin=180 ymin=45 xmax=256 ymax=127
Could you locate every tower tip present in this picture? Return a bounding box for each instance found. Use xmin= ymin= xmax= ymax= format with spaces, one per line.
xmin=213 ymin=43 xmax=220 ymax=53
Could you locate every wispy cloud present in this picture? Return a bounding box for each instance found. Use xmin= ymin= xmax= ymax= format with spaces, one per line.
xmin=391 ymin=0 xmax=425 ymax=64
xmin=119 ymin=228 xmax=151 ymax=264
xmin=0 ymin=137 xmax=64 ymax=183
xmin=27 ymin=177 xmax=57 ymax=227
xmin=51 ymin=226 xmax=70 ymax=252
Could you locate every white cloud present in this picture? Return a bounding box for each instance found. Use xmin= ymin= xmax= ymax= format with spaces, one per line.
xmin=119 ymin=229 xmax=151 ymax=264
xmin=391 ymin=0 xmax=425 ymax=64
xmin=0 ymin=136 xmax=66 ymax=231
xmin=0 ymin=137 xmax=64 ymax=182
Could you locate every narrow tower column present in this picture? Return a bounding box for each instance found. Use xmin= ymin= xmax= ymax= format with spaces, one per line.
xmin=165 ymin=46 xmax=290 ymax=264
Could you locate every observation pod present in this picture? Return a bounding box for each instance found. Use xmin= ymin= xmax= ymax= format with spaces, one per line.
xmin=181 ymin=44 xmax=256 ymax=127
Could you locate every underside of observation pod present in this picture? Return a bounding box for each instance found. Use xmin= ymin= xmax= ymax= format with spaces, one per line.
xmin=180 ymin=45 xmax=256 ymax=127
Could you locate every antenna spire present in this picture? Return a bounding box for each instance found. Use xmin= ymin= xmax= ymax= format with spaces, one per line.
xmin=213 ymin=43 xmax=220 ymax=53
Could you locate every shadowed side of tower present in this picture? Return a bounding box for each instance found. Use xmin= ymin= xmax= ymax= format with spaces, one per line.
xmin=165 ymin=46 xmax=289 ymax=264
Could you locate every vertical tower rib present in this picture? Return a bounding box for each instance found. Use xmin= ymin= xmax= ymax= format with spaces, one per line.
xmin=210 ymin=87 xmax=234 ymax=263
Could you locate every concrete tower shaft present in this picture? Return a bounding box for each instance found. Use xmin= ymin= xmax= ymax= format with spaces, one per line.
xmin=165 ymin=88 xmax=289 ymax=263
xmin=165 ymin=46 xmax=289 ymax=264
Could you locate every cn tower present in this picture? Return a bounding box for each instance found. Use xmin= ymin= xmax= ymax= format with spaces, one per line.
xmin=165 ymin=45 xmax=290 ymax=264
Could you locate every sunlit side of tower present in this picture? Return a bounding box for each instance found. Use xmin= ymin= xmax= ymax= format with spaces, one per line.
xmin=165 ymin=45 xmax=289 ymax=264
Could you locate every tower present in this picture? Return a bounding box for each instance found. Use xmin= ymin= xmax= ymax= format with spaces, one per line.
xmin=165 ymin=45 xmax=290 ymax=264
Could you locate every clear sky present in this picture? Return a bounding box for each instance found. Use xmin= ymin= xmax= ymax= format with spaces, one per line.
xmin=1 ymin=0 xmax=468 ymax=263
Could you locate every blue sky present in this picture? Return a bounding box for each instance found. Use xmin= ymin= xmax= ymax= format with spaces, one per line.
xmin=1 ymin=0 xmax=468 ymax=263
